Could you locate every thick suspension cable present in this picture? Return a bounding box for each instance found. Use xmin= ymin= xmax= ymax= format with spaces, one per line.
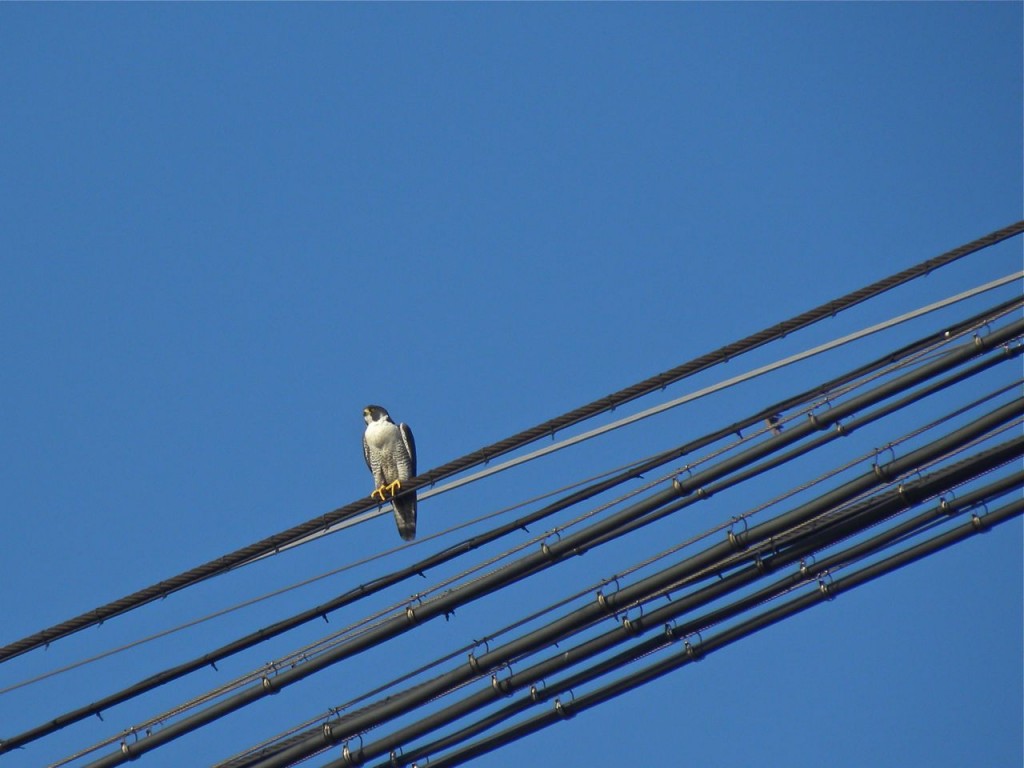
xmin=408 ymin=499 xmax=1023 ymax=768
xmin=23 ymin=318 xmax=1023 ymax=763
xmin=3 ymin=223 xmax=1019 ymax=665
xmin=280 ymin=270 xmax=1023 ymax=549
xmin=12 ymin=299 xmax=1017 ymax=759
xmin=252 ymin=440 xmax=1024 ymax=768
xmin=80 ymin=389 xmax=1023 ymax=768
xmin=350 ymin=474 xmax=1024 ymax=768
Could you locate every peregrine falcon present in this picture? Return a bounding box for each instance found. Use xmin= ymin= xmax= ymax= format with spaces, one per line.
xmin=362 ymin=405 xmax=418 ymax=540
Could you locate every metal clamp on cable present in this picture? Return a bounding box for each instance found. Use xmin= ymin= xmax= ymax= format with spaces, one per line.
xmin=799 ymin=554 xmax=817 ymax=577
xmin=808 ymin=398 xmax=834 ymax=431
xmin=596 ymin=577 xmax=621 ymax=616
xmin=817 ymin=572 xmax=835 ymax=600
xmin=540 ymin=530 xmax=561 ymax=559
xmin=554 ymin=692 xmax=576 ymax=720
xmin=727 ymin=516 xmax=749 ymax=552
xmin=664 ymin=619 xmax=680 ymax=641
xmin=342 ymin=735 xmax=365 ymax=767
xmin=684 ymin=631 xmax=704 ymax=661
xmin=468 ymin=637 xmax=490 ymax=674
xmin=872 ymin=444 xmax=897 ymax=481
xmin=896 ymin=483 xmax=909 ymax=505
xmin=491 ymin=663 xmax=514 ymax=698
xmin=621 ymin=604 xmax=643 ymax=635
xmin=673 ymin=465 xmax=694 ymax=497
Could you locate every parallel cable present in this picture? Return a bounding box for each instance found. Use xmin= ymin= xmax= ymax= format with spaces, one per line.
xmin=0 ymin=453 xmax=660 ymax=698
xmin=169 ymin=403 xmax=1024 ymax=768
xmin=279 ymin=270 xmax=1023 ymax=549
xmin=3 ymin=223 xmax=1019 ymax=664
xmin=23 ymin=324 xmax=1022 ymax=765
xmin=14 ymin=301 xmax=1014 ymax=758
xmin=224 ymin=430 xmax=1024 ymax=768
xmin=264 ymin=440 xmax=1024 ymax=768
xmin=267 ymin=458 xmax=1024 ymax=768
xmin=12 ymin=321 xmax=1019 ymax=765
xmin=351 ymin=470 xmax=1024 ymax=768
xmin=409 ymin=498 xmax=1024 ymax=768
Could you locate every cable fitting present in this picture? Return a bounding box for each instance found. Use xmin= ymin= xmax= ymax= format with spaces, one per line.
xmin=897 ymin=483 xmax=910 ymax=504
xmin=342 ymin=742 xmax=364 ymax=767
xmin=818 ymin=573 xmax=835 ymax=600
xmin=491 ymin=671 xmax=513 ymax=697
xmin=684 ymin=632 xmax=704 ymax=662
xmin=727 ymin=526 xmax=749 ymax=552
xmin=554 ymin=697 xmax=575 ymax=720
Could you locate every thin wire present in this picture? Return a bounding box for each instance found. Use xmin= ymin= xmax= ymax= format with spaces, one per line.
xmin=32 ymin=319 xmax=1024 ymax=768
xmin=63 ymin=300 xmax=1015 ymax=698
xmin=263 ymin=271 xmax=1024 ymax=555
xmin=640 ymin=384 xmax=1024 ymax=604
xmin=0 ymin=455 xmax=659 ymax=698
xmin=277 ymin=441 xmax=1024 ymax=768
xmin=72 ymin=366 xmax=1024 ymax=768
xmin=218 ymin=381 xmax=1024 ymax=767
xmin=383 ymin=502 xmax=1023 ymax=768
xmin=49 ymin=321 xmax=1021 ymax=765
xmin=6 ymin=225 xmax=1019 ymax=667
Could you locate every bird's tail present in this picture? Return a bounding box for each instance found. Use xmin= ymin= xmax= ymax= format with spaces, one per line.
xmin=392 ymin=497 xmax=417 ymax=541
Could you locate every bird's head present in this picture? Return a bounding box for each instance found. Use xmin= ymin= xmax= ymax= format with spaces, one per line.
xmin=363 ymin=404 xmax=390 ymax=425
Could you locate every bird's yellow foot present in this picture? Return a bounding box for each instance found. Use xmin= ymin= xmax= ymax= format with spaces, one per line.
xmin=370 ymin=480 xmax=403 ymax=502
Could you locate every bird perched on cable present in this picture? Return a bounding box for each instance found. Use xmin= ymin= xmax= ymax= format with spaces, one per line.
xmin=362 ymin=405 xmax=418 ymax=540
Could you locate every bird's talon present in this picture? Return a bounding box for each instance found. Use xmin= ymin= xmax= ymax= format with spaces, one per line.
xmin=371 ymin=486 xmax=387 ymax=502
xmin=385 ymin=479 xmax=402 ymax=497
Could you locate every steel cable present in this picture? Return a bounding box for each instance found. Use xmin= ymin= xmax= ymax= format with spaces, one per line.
xmin=3 ymin=223 xmax=1019 ymax=665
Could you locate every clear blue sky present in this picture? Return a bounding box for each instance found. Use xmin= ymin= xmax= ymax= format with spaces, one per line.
xmin=1 ymin=4 xmax=1021 ymax=768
